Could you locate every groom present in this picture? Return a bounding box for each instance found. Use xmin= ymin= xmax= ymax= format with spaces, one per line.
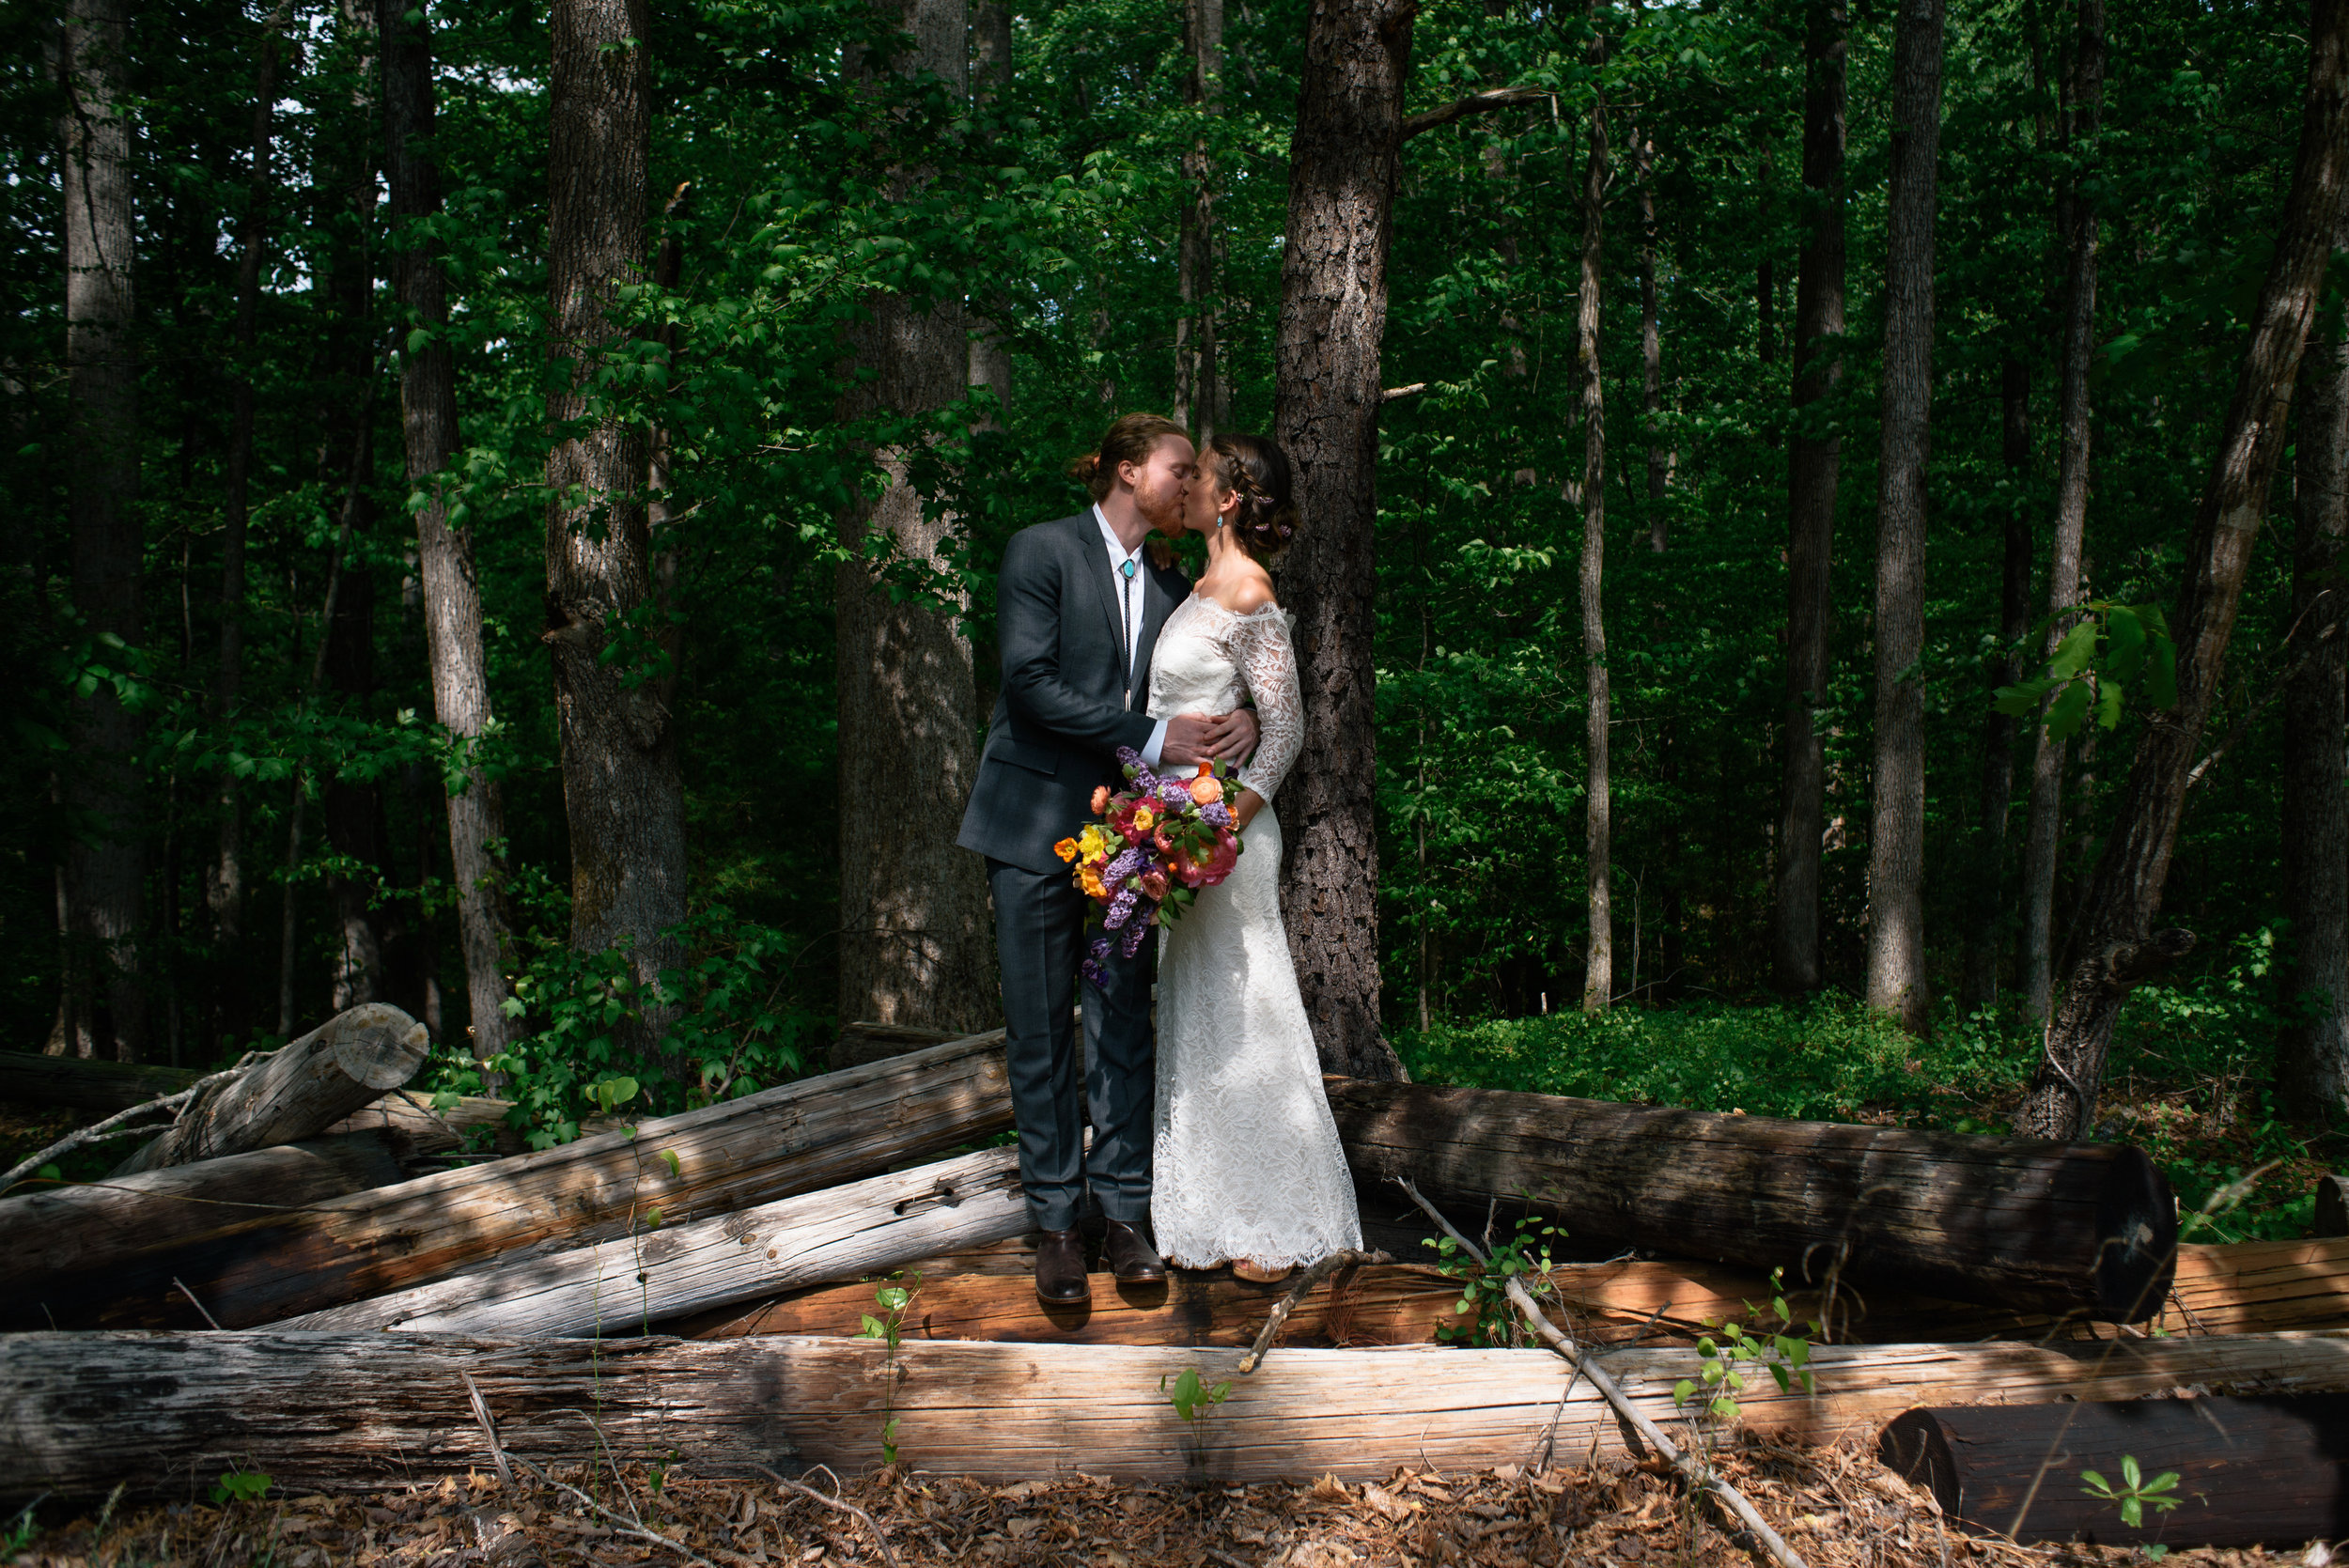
xmin=957 ymin=413 xmax=1258 ymax=1305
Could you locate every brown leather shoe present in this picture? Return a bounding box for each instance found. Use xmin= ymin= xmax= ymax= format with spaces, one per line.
xmin=1034 ymin=1228 xmax=1090 ymax=1304
xmin=1103 ymin=1218 xmax=1168 ymax=1283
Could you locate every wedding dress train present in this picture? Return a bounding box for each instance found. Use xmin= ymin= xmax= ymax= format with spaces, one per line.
xmin=1146 ymin=596 xmax=1362 ymax=1268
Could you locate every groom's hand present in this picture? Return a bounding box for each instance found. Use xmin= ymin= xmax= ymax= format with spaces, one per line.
xmin=1162 ymin=707 xmax=1259 ymax=765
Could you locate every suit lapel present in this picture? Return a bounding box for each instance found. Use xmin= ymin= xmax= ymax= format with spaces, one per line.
xmin=1069 ymin=512 xmax=1128 ymax=675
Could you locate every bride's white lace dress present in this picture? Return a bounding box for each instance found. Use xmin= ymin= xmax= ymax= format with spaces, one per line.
xmin=1146 ymin=595 xmax=1362 ymax=1268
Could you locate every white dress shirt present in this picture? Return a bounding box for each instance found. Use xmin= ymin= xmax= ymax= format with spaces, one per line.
xmin=1095 ymin=505 xmax=1169 ymax=767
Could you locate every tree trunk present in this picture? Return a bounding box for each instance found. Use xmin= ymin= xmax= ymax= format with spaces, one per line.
xmin=835 ymin=0 xmax=999 ymax=1036
xmin=210 ymin=19 xmax=287 ymax=965
xmin=278 ymin=1147 xmax=1026 ymax=1335
xmin=2 ymin=1031 xmax=1010 ymax=1331
xmin=381 ymin=0 xmax=514 ymax=1063
xmin=1883 ymin=1396 xmax=2349 ymax=1547
xmin=2020 ymin=0 xmax=2105 ymax=1025
xmin=2016 ymin=0 xmax=2349 ymax=1141
xmin=1861 ymin=0 xmax=1945 ymax=1034
xmin=325 ymin=556 xmax=385 ymax=1009
xmin=1578 ymin=17 xmax=1612 ymax=1013
xmin=58 ymin=0 xmax=146 ymax=1063
xmin=1638 ymin=121 xmax=1666 ymax=529
xmin=2282 ymin=285 xmax=2349 ymax=1116
xmin=1270 ymin=0 xmax=1413 ymax=1079
xmin=1962 ymin=356 xmax=2034 ymax=1009
xmin=16 ymin=1328 xmax=2343 ymax=1498
xmin=1772 ymin=0 xmax=1846 ymax=995
xmin=967 ymin=0 xmax=1014 ymax=423
xmin=112 ymin=1002 xmax=428 ymax=1176
xmin=1174 ymin=0 xmax=1224 ymax=438
xmin=1326 ymin=1076 xmax=2174 ymax=1318
xmin=544 ymin=0 xmax=687 ymax=1068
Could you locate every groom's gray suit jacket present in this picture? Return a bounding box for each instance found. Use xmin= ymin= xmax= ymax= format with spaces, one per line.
xmin=957 ymin=511 xmax=1191 ymax=874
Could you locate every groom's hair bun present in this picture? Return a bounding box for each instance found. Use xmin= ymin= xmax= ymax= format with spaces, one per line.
xmin=1207 ymin=433 xmax=1299 ymax=562
xmin=1069 ymin=413 xmax=1190 ymax=501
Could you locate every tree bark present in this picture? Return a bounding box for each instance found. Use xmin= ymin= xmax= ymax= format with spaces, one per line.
xmin=967 ymin=0 xmax=1014 ymax=422
xmin=1882 ymin=1396 xmax=2349 ymax=1547
xmin=1862 ymin=0 xmax=1945 ymax=1035
xmin=834 ymin=0 xmax=999 ymax=1036
xmin=543 ymin=0 xmax=688 ymax=1067
xmin=1638 ymin=121 xmax=1666 ymax=529
xmin=324 ymin=559 xmax=386 ymax=1009
xmin=1174 ymin=0 xmax=1224 ymax=438
xmin=381 ymin=0 xmax=514 ymax=1063
xmin=277 ymin=1147 xmax=1027 ymax=1335
xmin=58 ymin=0 xmax=146 ymax=1063
xmin=2282 ymin=288 xmax=2349 ymax=1116
xmin=1772 ymin=0 xmax=1846 ymax=995
xmin=15 ymin=1328 xmax=2345 ymax=1498
xmin=2 ymin=1030 xmax=1011 ymax=1331
xmin=1578 ymin=13 xmax=1612 ymax=1012
xmin=209 ymin=17 xmax=287 ymax=964
xmin=111 ymin=1002 xmax=428 ymax=1176
xmin=2020 ymin=0 xmax=2105 ymax=1025
xmin=2016 ymin=0 xmax=2349 ymax=1140
xmin=1270 ymin=0 xmax=1413 ymax=1079
xmin=1962 ymin=358 xmax=2033 ymax=1009
xmin=1326 ymin=1075 xmax=2175 ymax=1318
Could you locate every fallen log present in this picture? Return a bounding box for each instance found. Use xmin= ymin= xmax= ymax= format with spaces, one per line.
xmin=2164 ymin=1235 xmax=2349 ymax=1334
xmin=0 ymin=1131 xmax=412 ymax=1284
xmin=1326 ymin=1076 xmax=2177 ymax=1319
xmin=113 ymin=1003 xmax=429 ymax=1176
xmin=2 ymin=1029 xmax=1011 ymax=1331
xmin=12 ymin=1328 xmax=2349 ymax=1498
xmin=319 ymin=1089 xmax=511 ymax=1155
xmin=1880 ymin=1395 xmax=2349 ymax=1546
xmin=277 ymin=1147 xmax=1029 ymax=1336
xmin=0 ymin=1051 xmax=200 ymax=1113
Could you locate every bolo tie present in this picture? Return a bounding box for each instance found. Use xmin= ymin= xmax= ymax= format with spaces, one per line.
xmin=1119 ymin=555 xmax=1140 ymax=705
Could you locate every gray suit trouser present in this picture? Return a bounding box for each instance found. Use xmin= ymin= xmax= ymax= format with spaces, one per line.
xmin=986 ymin=857 xmax=1155 ymax=1231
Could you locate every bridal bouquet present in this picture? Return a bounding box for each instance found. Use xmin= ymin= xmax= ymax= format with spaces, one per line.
xmin=1056 ymin=747 xmax=1246 ymax=986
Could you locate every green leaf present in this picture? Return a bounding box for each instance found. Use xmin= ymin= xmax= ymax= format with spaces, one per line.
xmin=2046 ymin=679 xmax=2094 ymax=740
xmin=2080 ymin=1471 xmax=2112 ymax=1497
xmin=876 ymin=1286 xmax=910 ymax=1312
xmin=2144 ymin=630 xmax=2179 ymax=707
xmin=2096 ymin=679 xmax=2127 ymax=730
xmin=2105 ymin=606 xmax=2148 ymax=685
xmin=860 ymin=1313 xmax=887 ymax=1339
xmin=659 ymin=1148 xmax=681 ymax=1177
xmin=1672 ymin=1378 xmax=1697 ymax=1407
xmin=2048 ymin=619 xmax=2099 ymax=679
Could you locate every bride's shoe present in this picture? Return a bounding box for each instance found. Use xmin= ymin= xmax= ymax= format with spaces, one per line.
xmin=1232 ymin=1260 xmax=1294 ymax=1284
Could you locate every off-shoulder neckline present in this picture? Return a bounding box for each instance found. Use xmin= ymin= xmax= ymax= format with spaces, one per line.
xmin=1185 ymin=593 xmax=1285 ymax=620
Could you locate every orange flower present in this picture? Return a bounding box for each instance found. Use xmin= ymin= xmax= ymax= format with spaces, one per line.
xmin=1189 ymin=774 xmax=1224 ymax=806
xmin=1053 ymin=837 xmax=1080 ymax=862
xmin=1091 ymin=785 xmax=1112 ymax=814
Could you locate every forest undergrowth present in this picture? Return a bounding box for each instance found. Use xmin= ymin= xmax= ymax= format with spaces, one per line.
xmin=1402 ymin=932 xmax=2345 ymax=1242
xmin=2 ymin=1450 xmax=2301 ymax=1568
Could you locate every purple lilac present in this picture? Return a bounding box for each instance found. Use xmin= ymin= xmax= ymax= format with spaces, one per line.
xmin=1103 ymin=887 xmax=1140 ymax=930
xmin=1201 ymin=801 xmax=1233 ymax=829
xmin=1158 ymin=783 xmax=1191 ymax=809
xmin=1105 ymin=846 xmax=1146 ymax=885
xmin=1119 ymin=922 xmax=1150 ymax=958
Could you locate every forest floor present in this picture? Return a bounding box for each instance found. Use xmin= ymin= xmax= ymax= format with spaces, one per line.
xmin=5 ymin=1447 xmax=2323 ymax=1568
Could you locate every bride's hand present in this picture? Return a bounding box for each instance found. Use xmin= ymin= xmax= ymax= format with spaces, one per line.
xmin=1233 ymin=789 xmax=1267 ymax=829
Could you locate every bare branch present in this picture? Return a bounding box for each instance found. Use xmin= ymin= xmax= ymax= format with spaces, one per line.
xmin=754 ymin=1465 xmax=901 ymax=1568
xmin=0 ymin=1057 xmax=256 ymax=1196
xmin=1403 ymin=85 xmax=1549 ymax=142
xmin=1381 ymin=382 xmax=1429 ymax=403
xmin=1234 ymin=1249 xmax=1392 ymax=1374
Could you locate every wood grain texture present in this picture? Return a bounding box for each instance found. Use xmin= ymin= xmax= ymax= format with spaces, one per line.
xmin=1326 ymin=1075 xmax=2176 ymax=1317
xmin=113 ymin=1003 xmax=428 ymax=1176
xmin=3 ymin=1031 xmax=1011 ymax=1331
xmin=278 ymin=1148 xmax=1028 ymax=1335
xmin=14 ymin=1329 xmax=2349 ymax=1498
xmin=0 ymin=1132 xmax=410 ymax=1282
xmin=1881 ymin=1395 xmax=2349 ymax=1546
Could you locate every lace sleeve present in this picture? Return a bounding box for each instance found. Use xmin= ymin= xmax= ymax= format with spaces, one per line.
xmin=1233 ymin=608 xmax=1304 ymax=804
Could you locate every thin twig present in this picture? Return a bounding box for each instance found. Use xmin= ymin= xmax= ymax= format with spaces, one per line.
xmin=752 ymin=1466 xmax=901 ymax=1568
xmin=1234 ymin=1249 xmax=1392 ymax=1374
xmin=1398 ymin=1179 xmax=1811 ymax=1568
xmin=459 ymin=1373 xmax=514 ymax=1488
xmin=505 ymin=1452 xmax=717 ymax=1568
xmin=172 ymin=1278 xmax=223 ymax=1330
xmin=0 ymin=1059 xmax=256 ymax=1195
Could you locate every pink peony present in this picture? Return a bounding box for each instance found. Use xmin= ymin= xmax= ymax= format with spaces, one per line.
xmin=1140 ymin=868 xmax=1169 ymax=899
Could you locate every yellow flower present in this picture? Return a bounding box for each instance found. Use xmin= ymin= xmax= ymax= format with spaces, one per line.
xmin=1079 ymin=825 xmax=1109 ymax=856
xmin=1134 ymin=805 xmax=1157 ymax=831
xmin=1080 ymin=870 xmax=1107 ymax=900
xmin=1053 ymin=838 xmax=1080 ymax=863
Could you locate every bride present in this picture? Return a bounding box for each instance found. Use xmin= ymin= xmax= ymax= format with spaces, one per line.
xmin=1145 ymin=432 xmax=1363 ymax=1281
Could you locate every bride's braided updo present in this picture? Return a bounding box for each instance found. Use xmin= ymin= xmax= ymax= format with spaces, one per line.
xmin=1205 ymin=432 xmax=1300 ymax=561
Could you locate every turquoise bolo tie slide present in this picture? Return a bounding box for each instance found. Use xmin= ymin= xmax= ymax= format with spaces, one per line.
xmin=1121 ymin=560 xmax=1138 ymax=579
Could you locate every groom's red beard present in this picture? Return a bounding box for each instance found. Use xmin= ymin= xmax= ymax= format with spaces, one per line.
xmin=1135 ymin=478 xmax=1186 ymax=534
